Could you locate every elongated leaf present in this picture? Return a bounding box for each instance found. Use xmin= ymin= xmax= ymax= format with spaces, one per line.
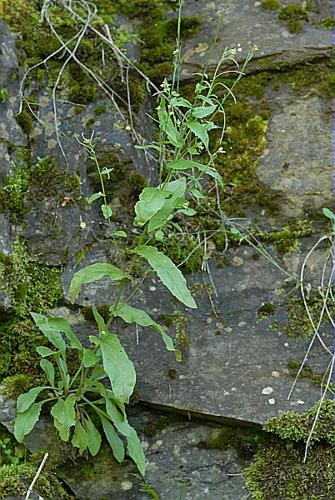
xmin=48 ymin=318 xmax=82 ymax=350
xmin=101 ymin=416 xmax=124 ymax=462
xmin=72 ymin=420 xmax=88 ymax=455
xmin=105 ymin=397 xmax=132 ymax=437
xmin=40 ymin=359 xmax=55 ymax=386
xmin=170 ymin=97 xmax=192 ymax=108
xmin=36 ymin=346 xmax=56 ymax=358
xmin=167 ymin=159 xmax=223 ymax=187
xmin=187 ymin=121 xmax=209 ymax=149
xmin=17 ymin=387 xmax=47 ymax=413
xmin=115 ymin=303 xmax=181 ymax=361
xmin=51 ymin=395 xmax=76 ymax=441
xmin=134 ymin=187 xmax=169 ymax=227
xmin=87 ymin=192 xmax=104 ymax=204
xmin=99 ymin=333 xmax=136 ymax=403
xmin=191 ymin=105 xmax=217 ymax=118
xmin=323 ymin=207 xmax=335 ymax=221
xmin=158 ymin=101 xmax=182 ymax=148
xmin=69 ymin=263 xmax=128 ymax=302
xmin=127 ymin=428 xmax=146 ymax=476
xmin=147 ymin=178 xmax=187 ymax=233
xmin=14 ymin=402 xmax=43 ymax=442
xmin=133 ymin=246 xmax=196 ymax=309
xmin=92 ymin=305 xmax=108 ymax=337
xmin=86 ymin=416 xmax=102 ymax=456
xmin=31 ymin=313 xmax=66 ymax=355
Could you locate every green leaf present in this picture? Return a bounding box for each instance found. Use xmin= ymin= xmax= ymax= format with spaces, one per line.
xmin=147 ymin=178 xmax=187 ymax=233
xmin=17 ymin=387 xmax=46 ymax=413
xmin=82 ymin=349 xmax=98 ymax=368
xmin=132 ymin=246 xmax=196 ymax=309
xmin=48 ymin=318 xmax=82 ymax=350
xmin=115 ymin=303 xmax=181 ymax=361
xmin=87 ymin=192 xmax=104 ymax=204
xmin=191 ymin=105 xmax=217 ymax=118
xmin=101 ymin=416 xmax=124 ymax=462
xmin=92 ymin=305 xmax=108 ymax=337
xmin=40 ymin=359 xmax=55 ymax=386
xmin=167 ymin=159 xmax=223 ymax=187
xmin=14 ymin=402 xmax=43 ymax=443
xmin=322 ymin=208 xmax=335 ymax=221
xmin=69 ymin=263 xmax=128 ymax=302
xmin=72 ymin=420 xmax=88 ymax=455
xmin=51 ymin=395 xmax=76 ymax=442
xmin=112 ymin=230 xmax=127 ymax=238
xmin=102 ymin=204 xmax=112 ymax=219
xmin=99 ymin=333 xmax=136 ymax=403
xmin=36 ymin=346 xmax=56 ymax=357
xmin=157 ymin=100 xmax=182 ymax=148
xmin=86 ymin=416 xmax=102 ymax=456
xmin=127 ymin=428 xmax=146 ymax=476
xmin=105 ymin=398 xmax=132 ymax=437
xmin=31 ymin=313 xmax=66 ymax=355
xmin=134 ymin=187 xmax=169 ymax=227
xmin=170 ymin=97 xmax=192 ymax=108
xmin=186 ymin=121 xmax=209 ymax=149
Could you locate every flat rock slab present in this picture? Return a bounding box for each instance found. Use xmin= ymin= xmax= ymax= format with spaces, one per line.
xmin=120 ymin=248 xmax=331 ymax=424
xmin=181 ymin=0 xmax=333 ymax=77
xmin=62 ymin=240 xmax=332 ymax=426
xmin=59 ymin=410 xmax=251 ymax=500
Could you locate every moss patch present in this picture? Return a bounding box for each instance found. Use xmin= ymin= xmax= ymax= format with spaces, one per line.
xmin=260 ymin=0 xmax=279 ymax=10
xmin=278 ymin=4 xmax=309 ymax=33
xmin=0 ymin=238 xmax=63 ymax=317
xmin=284 ymin=292 xmax=332 ymax=339
xmin=245 ymin=400 xmax=335 ymax=499
xmin=0 ymin=463 xmax=69 ymax=498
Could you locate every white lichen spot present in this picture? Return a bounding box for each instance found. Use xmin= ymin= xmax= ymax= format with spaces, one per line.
xmin=232 ymin=256 xmax=243 ymax=266
xmin=271 ymin=371 xmax=280 ymax=378
xmin=284 ymin=342 xmax=289 ymax=347
xmin=47 ymin=139 xmax=57 ymax=150
xmin=120 ymin=480 xmax=133 ymax=491
xmin=268 ymin=398 xmax=276 ymax=405
xmin=238 ymin=321 xmax=246 ymax=327
xmin=149 ymin=286 xmax=156 ymax=292
xmin=262 ymin=387 xmax=274 ymax=395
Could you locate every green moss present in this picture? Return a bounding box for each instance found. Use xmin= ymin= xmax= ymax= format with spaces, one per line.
xmin=260 ymin=0 xmax=279 ymax=10
xmin=245 ymin=440 xmax=335 ymax=499
xmin=15 ymin=109 xmax=33 ymax=135
xmin=0 ymin=239 xmax=63 ymax=318
xmin=0 ymin=317 xmax=46 ymax=380
xmin=0 ymin=88 xmax=9 ymax=104
xmin=278 ymin=4 xmax=308 ymax=33
xmin=94 ymin=103 xmax=107 ymax=116
xmin=283 ymin=292 xmax=332 ymax=339
xmin=0 ymin=463 xmax=69 ymax=498
xmin=321 ymin=17 xmax=335 ymax=30
xmin=156 ymin=234 xmax=204 ymax=274
xmin=0 ymin=166 xmax=30 ymax=218
xmin=198 ymin=424 xmax=266 ymax=460
xmin=211 ymin=98 xmax=274 ymax=217
xmin=1 ymin=373 xmax=34 ymax=398
xmin=245 ymin=400 xmax=335 ymax=499
xmin=287 ymin=360 xmax=335 ymax=392
xmin=264 ymin=399 xmax=335 ymax=445
xmin=257 ymin=302 xmax=275 ymax=319
xmin=160 ymin=311 xmax=190 ymax=349
xmin=255 ymin=220 xmax=318 ymax=253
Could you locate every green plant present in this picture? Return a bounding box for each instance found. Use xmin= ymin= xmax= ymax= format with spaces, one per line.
xmin=12 ymin=0 xmax=255 ymax=477
xmin=0 ymin=436 xmax=25 ymax=466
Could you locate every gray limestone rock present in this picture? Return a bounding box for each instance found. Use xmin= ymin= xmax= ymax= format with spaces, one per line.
xmin=180 ymin=0 xmax=333 ymax=77
xmin=257 ymin=96 xmax=333 ymax=218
